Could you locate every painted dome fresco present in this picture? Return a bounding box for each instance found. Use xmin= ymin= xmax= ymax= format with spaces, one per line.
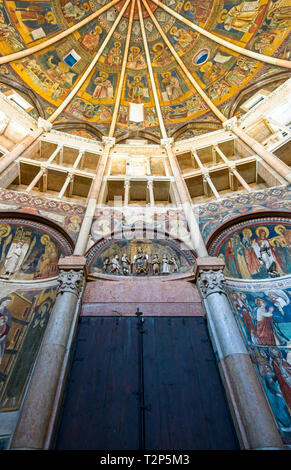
xmin=0 ymin=0 xmax=290 ymax=142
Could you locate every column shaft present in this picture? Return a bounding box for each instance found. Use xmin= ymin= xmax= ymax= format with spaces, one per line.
xmin=197 ymin=264 xmax=284 ymax=449
xmin=10 ymin=266 xmax=85 ymax=449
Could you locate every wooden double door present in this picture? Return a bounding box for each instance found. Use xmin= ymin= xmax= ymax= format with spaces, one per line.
xmin=54 ymin=315 xmax=239 ymax=450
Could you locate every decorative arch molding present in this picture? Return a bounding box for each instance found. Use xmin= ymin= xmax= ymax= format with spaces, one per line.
xmin=52 ymin=121 xmax=104 ymax=141
xmin=0 ymin=76 xmax=46 ymax=119
xmin=206 ymin=210 xmax=291 ymax=249
xmin=228 ymin=71 xmax=291 ymax=118
xmin=171 ymin=120 xmax=221 ymax=142
xmin=115 ymin=130 xmax=161 ymax=144
xmin=208 ymin=213 xmax=291 ymax=281
xmin=86 ymin=229 xmax=196 ymax=279
xmin=0 ymin=214 xmax=74 ymax=281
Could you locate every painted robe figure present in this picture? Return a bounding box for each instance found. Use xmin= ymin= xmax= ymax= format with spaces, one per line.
xmin=270 ymin=348 xmax=291 ymax=411
xmin=253 ymin=228 xmax=282 ymax=278
xmin=162 ymin=73 xmax=183 ymax=101
xmin=93 ymin=73 xmax=113 ymax=99
xmin=255 ymin=298 xmax=280 ymax=346
xmin=3 ymin=242 xmax=24 ymax=278
xmin=0 ymin=297 xmax=11 ymax=365
xmin=241 ymin=228 xmax=261 ymax=276
xmin=220 ymin=1 xmax=266 ymax=33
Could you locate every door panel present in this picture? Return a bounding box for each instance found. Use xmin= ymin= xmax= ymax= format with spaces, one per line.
xmin=55 ymin=317 xmax=140 ymax=450
xmin=143 ymin=317 xmax=239 ymax=450
xmin=54 ymin=316 xmax=239 ymax=450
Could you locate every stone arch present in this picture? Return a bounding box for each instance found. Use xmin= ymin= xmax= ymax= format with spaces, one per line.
xmin=207 ymin=212 xmax=291 ymax=280
xmin=0 ymin=213 xmax=74 ymax=281
xmin=85 ymin=228 xmax=196 ymax=279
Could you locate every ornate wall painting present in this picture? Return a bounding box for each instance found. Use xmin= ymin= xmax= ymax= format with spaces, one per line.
xmin=85 ymin=69 xmax=116 ymax=102
xmin=0 ymin=285 xmax=57 ymax=411
xmin=167 ymin=24 xmax=198 ymax=54
xmin=158 ymin=68 xmax=189 ymax=104
xmin=198 ymin=186 xmax=291 ymax=242
xmin=127 ymin=44 xmax=147 ymax=71
xmin=0 ymin=188 xmax=85 ymax=242
xmin=225 ymin=277 xmax=291 ymax=443
xmin=77 ymin=22 xmax=105 ymax=55
xmin=214 ymin=0 xmax=270 ymax=41
xmin=100 ymin=39 xmax=124 ymax=68
xmin=209 ymin=217 xmax=291 ymax=280
xmin=0 ymin=4 xmax=24 ymax=54
xmin=181 ymin=0 xmax=215 ymax=24
xmin=0 ymin=218 xmax=72 ymax=280
xmin=5 ymin=1 xmax=60 ymax=44
xmin=87 ymin=236 xmax=196 ymax=277
xmin=124 ymin=73 xmax=151 ymax=105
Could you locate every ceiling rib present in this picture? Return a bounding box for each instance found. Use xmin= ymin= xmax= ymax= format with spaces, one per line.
xmin=0 ymin=0 xmax=122 ymax=65
xmin=48 ymin=0 xmax=131 ymax=124
xmin=108 ymin=0 xmax=136 ymax=137
xmin=142 ymin=0 xmax=226 ymax=123
xmin=137 ymin=0 xmax=167 ymax=140
xmin=151 ymin=0 xmax=291 ymax=70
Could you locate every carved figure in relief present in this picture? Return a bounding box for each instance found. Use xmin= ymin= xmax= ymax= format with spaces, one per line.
xmin=162 ymin=254 xmax=171 ymax=274
xmin=121 ymin=253 xmax=130 ymax=275
xmin=134 ymin=248 xmax=148 ymax=274
xmin=102 ymin=257 xmax=110 ymax=273
xmin=152 ymin=254 xmax=160 ymax=274
xmin=169 ymin=256 xmax=179 ymax=273
xmin=111 ymin=255 xmax=120 ymax=274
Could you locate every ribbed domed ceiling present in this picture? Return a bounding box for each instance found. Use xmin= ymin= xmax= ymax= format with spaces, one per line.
xmin=0 ymin=0 xmax=290 ymax=142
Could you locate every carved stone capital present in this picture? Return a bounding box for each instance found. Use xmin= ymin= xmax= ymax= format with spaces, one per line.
xmin=198 ymin=268 xmax=226 ymax=299
xmin=57 ymin=269 xmax=85 ymax=297
xmin=160 ymin=137 xmax=174 ymax=149
xmin=37 ymin=117 xmax=53 ymax=132
xmin=102 ymin=136 xmax=116 ymax=148
xmin=222 ymin=116 xmax=237 ymax=132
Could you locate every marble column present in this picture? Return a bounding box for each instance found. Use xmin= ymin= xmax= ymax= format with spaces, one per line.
xmin=161 ymin=138 xmax=208 ymax=257
xmin=10 ymin=256 xmax=87 ymax=450
xmin=147 ymin=179 xmax=155 ymax=206
xmin=124 ymin=178 xmax=130 ymax=205
xmin=195 ymin=257 xmax=284 ymax=450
